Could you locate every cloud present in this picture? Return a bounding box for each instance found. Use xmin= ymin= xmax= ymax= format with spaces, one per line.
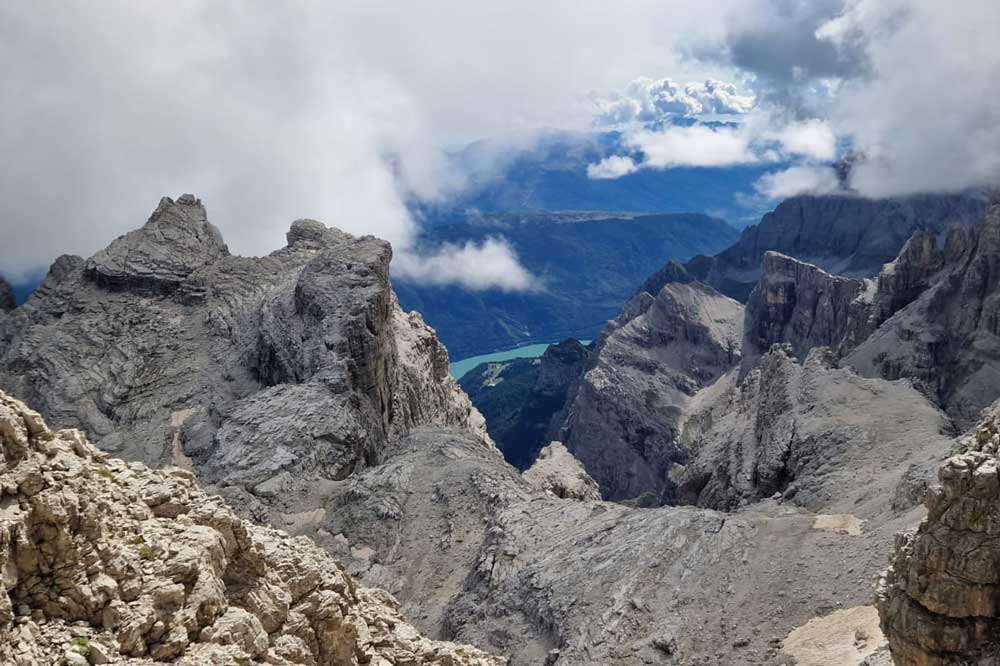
xmin=627 ymin=124 xmax=757 ymax=169
xmin=593 ymin=77 xmax=755 ymax=126
xmin=2 ymin=0 xmax=998 ymax=285
xmin=587 ymin=156 xmax=640 ymax=180
xmin=703 ymin=0 xmax=1000 ymax=198
xmin=0 ymin=1 xmax=747 ymax=284
xmin=818 ymin=0 xmax=1000 ymax=197
xmin=754 ymin=165 xmax=840 ymax=198
xmin=588 ymin=115 xmax=838 ymax=179
xmin=392 ymin=238 xmax=536 ymax=291
xmin=768 ymin=119 xmax=837 ymax=161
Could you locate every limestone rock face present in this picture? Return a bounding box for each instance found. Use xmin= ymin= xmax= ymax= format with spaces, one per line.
xmin=316 ymin=422 xmax=928 ymax=666
xmin=0 ymin=276 xmax=14 ymax=312
xmin=522 ymin=441 xmax=600 ymax=501
xmin=0 ymin=195 xmax=490 ymax=525
xmin=556 ymin=280 xmax=743 ymax=503
xmin=846 ymin=206 xmax=1000 ymax=426
xmin=738 ymin=207 xmax=1000 ymax=429
xmin=878 ymin=404 xmax=1000 ymax=666
xmin=741 ymin=252 xmax=869 ymax=374
xmin=686 ymin=193 xmax=987 ymax=301
xmin=678 ymin=347 xmax=953 ymax=511
xmin=0 ymin=390 xmax=504 ymax=666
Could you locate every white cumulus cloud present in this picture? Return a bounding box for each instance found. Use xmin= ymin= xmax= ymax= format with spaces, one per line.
xmin=392 ymin=238 xmax=536 ymax=292
xmin=586 ymin=155 xmax=641 ymax=179
xmin=593 ymin=77 xmax=756 ymax=126
xmin=625 ymin=124 xmax=758 ymax=169
xmin=754 ymin=165 xmax=840 ymax=199
xmin=769 ymin=119 xmax=837 ymax=161
xmin=588 ymin=114 xmax=839 ymax=179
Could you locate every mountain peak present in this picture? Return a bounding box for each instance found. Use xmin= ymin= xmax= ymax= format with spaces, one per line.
xmin=84 ymin=194 xmax=229 ymax=293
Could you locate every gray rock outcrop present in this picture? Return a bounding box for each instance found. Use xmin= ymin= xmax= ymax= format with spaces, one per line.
xmin=0 ymin=194 xmax=489 ymax=525
xmin=521 ymin=441 xmax=600 ymax=500
xmin=678 ymin=346 xmax=953 ymax=511
xmin=0 ymin=390 xmax=504 ymax=666
xmin=737 ymin=206 xmax=1000 ymax=429
xmin=846 ymin=206 xmax=1000 ymax=426
xmin=556 ymin=280 xmax=743 ymax=503
xmin=317 ymin=410 xmax=940 ymax=666
xmin=878 ymin=403 xmax=1000 ymax=666
xmin=741 ymin=252 xmax=869 ymax=374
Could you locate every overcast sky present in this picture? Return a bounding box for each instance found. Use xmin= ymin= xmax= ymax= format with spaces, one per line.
xmin=1 ymin=0 xmax=998 ymax=286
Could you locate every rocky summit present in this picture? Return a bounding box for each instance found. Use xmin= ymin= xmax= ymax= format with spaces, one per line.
xmin=0 ymin=195 xmax=489 ymax=531
xmin=0 ymin=390 xmax=503 ymax=666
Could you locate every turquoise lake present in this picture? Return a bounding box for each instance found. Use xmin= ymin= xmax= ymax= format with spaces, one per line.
xmin=450 ymin=340 xmax=591 ymax=380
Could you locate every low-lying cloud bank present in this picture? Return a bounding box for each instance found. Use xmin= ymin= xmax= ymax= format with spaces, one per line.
xmin=393 ymin=238 xmax=536 ymax=292
xmin=588 ymin=116 xmax=837 ymax=185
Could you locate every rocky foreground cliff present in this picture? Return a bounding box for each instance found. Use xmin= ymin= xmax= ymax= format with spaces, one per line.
xmin=0 ymin=390 xmax=503 ymax=666
xmin=878 ymin=404 xmax=1000 ymax=666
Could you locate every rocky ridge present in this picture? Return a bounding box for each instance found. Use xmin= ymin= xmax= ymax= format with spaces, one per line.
xmin=0 ymin=390 xmax=503 ymax=666
xmin=555 ymin=279 xmax=743 ymax=502
xmin=0 ymin=195 xmax=489 ymax=528
xmin=686 ymin=192 xmax=987 ymax=301
xmin=738 ymin=205 xmax=1000 ymax=428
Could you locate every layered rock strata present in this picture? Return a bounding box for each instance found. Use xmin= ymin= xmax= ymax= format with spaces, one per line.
xmin=878 ymin=403 xmax=1000 ymax=666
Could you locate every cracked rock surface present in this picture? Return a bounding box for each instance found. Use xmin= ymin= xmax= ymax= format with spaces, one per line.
xmin=0 ymin=390 xmax=504 ymax=666
xmin=0 ymin=194 xmax=489 ymax=526
xmin=878 ymin=403 xmax=1000 ymax=666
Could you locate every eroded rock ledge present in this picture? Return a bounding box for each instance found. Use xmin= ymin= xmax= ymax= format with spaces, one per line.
xmin=878 ymin=404 xmax=1000 ymax=666
xmin=0 ymin=390 xmax=503 ymax=666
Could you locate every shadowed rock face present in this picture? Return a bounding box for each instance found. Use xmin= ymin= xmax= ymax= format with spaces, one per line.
xmin=459 ymin=338 xmax=591 ymax=470
xmin=878 ymin=404 xmax=1000 ymax=666
xmin=0 ymin=390 xmax=504 ymax=666
xmin=0 ymin=194 xmax=489 ymax=526
xmin=678 ymin=347 xmax=953 ymax=511
xmin=0 ymin=277 xmax=13 ymax=312
xmin=686 ymin=193 xmax=987 ymax=301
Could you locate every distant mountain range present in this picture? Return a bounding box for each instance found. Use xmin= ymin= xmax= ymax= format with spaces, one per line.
xmin=394 ymin=211 xmax=739 ymax=358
